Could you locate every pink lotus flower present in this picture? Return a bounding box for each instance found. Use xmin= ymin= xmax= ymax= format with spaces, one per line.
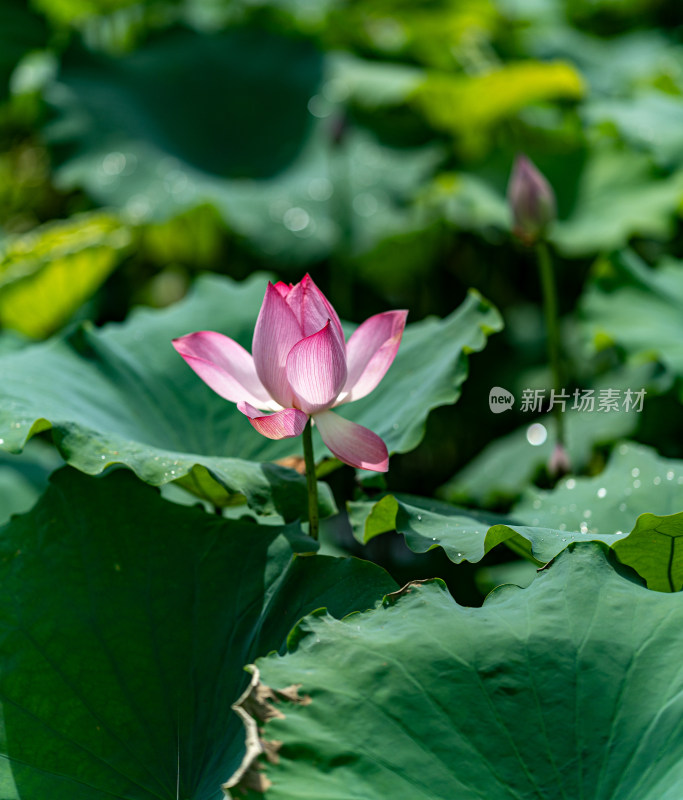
xmin=173 ymin=275 xmax=407 ymax=472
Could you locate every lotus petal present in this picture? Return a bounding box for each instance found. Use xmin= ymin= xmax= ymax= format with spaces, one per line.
xmin=238 ymin=402 xmax=308 ymax=440
xmin=286 ymin=321 xmax=348 ymax=415
xmin=314 ymin=410 xmax=389 ymax=472
xmin=340 ymin=310 xmax=407 ymax=404
xmin=252 ymin=282 xmax=303 ymax=407
xmin=172 ymin=331 xmax=274 ymax=408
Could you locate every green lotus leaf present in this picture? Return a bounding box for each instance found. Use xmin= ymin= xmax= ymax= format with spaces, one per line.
xmin=44 ymin=27 xmax=439 ymax=264
xmin=0 ymin=0 xmax=48 ymax=103
xmin=581 ymin=249 xmax=683 ymax=382
xmin=352 ymin=443 xmax=683 ymax=590
xmin=232 ymin=544 xmax=683 ymax=799
xmin=0 ymin=467 xmax=396 ymax=799
xmin=551 ymin=146 xmax=683 ymax=256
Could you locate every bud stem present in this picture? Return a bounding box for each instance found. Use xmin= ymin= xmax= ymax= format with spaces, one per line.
xmin=302 ymin=418 xmax=319 ymax=541
xmin=536 ymin=241 xmax=565 ymax=449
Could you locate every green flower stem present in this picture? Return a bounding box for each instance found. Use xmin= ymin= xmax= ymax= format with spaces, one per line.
xmin=302 ymin=418 xmax=319 ymax=541
xmin=536 ymin=241 xmax=565 ymax=448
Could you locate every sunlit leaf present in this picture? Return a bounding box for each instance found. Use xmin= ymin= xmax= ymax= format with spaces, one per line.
xmin=0 ymin=212 xmax=130 ymax=338
xmin=412 ymin=60 xmax=584 ymax=154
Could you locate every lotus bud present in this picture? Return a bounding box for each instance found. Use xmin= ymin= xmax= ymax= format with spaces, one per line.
xmin=507 ymin=154 xmax=556 ymax=245
xmin=547 ymin=443 xmax=571 ymax=478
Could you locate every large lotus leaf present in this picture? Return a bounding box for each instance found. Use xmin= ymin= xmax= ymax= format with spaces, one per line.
xmin=0 ymin=212 xmax=131 ymax=339
xmin=0 ymin=272 xmax=500 ymax=510
xmin=581 ymin=249 xmax=683 ymax=381
xmin=44 ymin=28 xmax=440 ymax=264
xmin=550 ymin=145 xmax=683 ymax=257
xmin=0 ymin=0 xmax=48 ymax=103
xmin=425 ymin=170 xmax=510 ymax=233
xmin=351 ymin=443 xmax=683 ymax=589
xmin=348 ymin=493 xmax=513 ymax=562
xmin=509 ymin=441 xmax=683 ymax=590
xmin=231 ymin=544 xmax=683 ymax=799
xmin=512 ymin=441 xmax=683 ymax=536
xmin=0 ymin=439 xmax=61 ymax=525
xmin=411 ymin=60 xmax=584 ymax=154
xmin=0 ymin=467 xmax=396 ymax=800
xmin=524 ymin=26 xmax=683 ymax=95
xmin=440 ymin=364 xmax=656 ymax=505
xmin=584 ymin=91 xmax=683 ymax=169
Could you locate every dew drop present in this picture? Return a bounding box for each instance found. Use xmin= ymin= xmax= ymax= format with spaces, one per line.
xmin=618 ymin=503 xmax=627 ymax=512
xmin=101 ymin=151 xmax=126 ymax=176
xmin=631 ymin=468 xmax=640 ymax=478
xmin=283 ymin=207 xmax=310 ymax=232
xmin=0 ymin=439 xmax=4 ymax=445
xmin=307 ymin=177 xmax=333 ymax=201
xmin=566 ymin=479 xmax=576 ymax=490
xmin=597 ymin=487 xmax=607 ymax=499
xmin=526 ymin=423 xmax=547 ymax=446
xmin=580 ymin=522 xmax=588 ymax=534
xmin=653 ymin=476 xmax=661 ymax=485
xmin=416 ymin=515 xmax=422 ymax=521
xmin=583 ymin=509 xmax=592 ymax=519
xmin=307 ymin=94 xmax=331 ymax=118
xmin=633 ymin=479 xmax=641 ymax=489
xmin=353 ymin=192 xmax=379 ymax=217
xmin=666 ymin=471 xmax=675 ymax=481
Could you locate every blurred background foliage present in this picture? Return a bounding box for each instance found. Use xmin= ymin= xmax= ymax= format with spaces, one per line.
xmin=2 ymin=0 xmax=683 ymax=603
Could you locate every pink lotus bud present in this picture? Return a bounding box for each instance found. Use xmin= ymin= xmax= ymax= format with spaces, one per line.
xmin=547 ymin=443 xmax=571 ymax=478
xmin=507 ymin=155 xmax=556 ymax=245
